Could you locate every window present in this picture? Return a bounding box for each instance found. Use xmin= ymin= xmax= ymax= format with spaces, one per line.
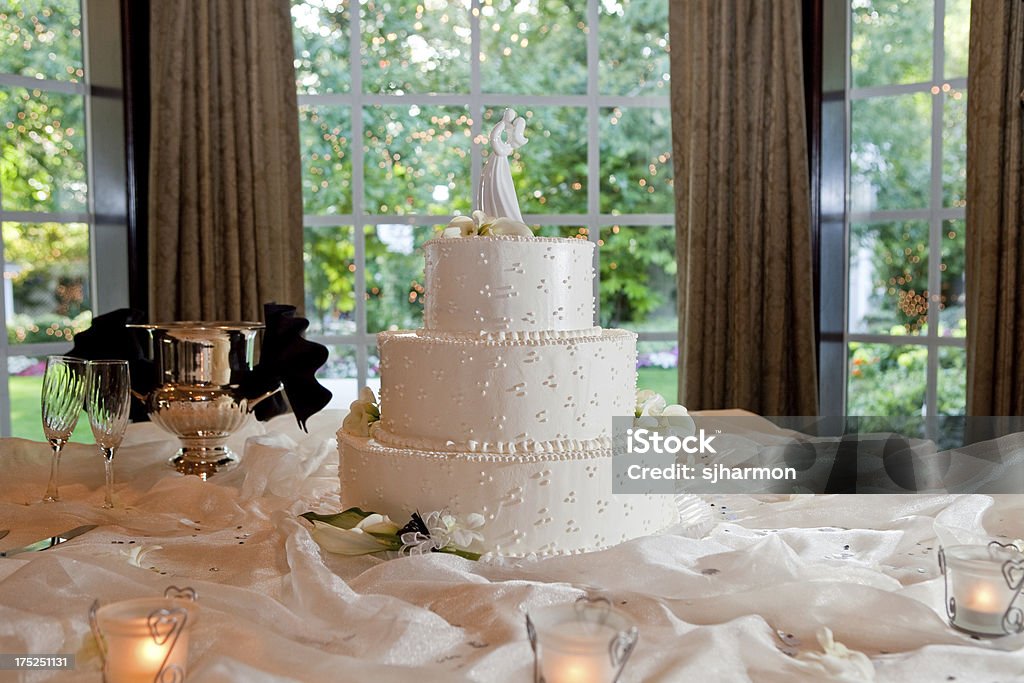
xmin=0 ymin=0 xmax=129 ymax=437
xmin=293 ymin=0 xmax=677 ymax=406
xmin=821 ymin=0 xmax=967 ymax=416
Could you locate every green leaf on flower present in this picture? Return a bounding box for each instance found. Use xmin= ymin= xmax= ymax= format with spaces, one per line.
xmin=301 ymin=507 xmax=373 ymax=530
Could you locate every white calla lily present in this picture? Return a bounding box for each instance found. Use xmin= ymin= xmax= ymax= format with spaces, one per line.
xmin=356 ymin=513 xmax=400 ymax=535
xmin=341 ymin=387 xmax=380 ymax=437
xmin=310 ymin=521 xmax=393 ymax=555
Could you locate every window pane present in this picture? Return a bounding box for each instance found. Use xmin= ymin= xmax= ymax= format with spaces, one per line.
xmin=480 ymin=0 xmax=586 ymax=95
xmin=0 ymin=0 xmax=83 ymax=82
xmin=850 ymin=0 xmax=933 ymax=88
xmin=360 ymin=0 xmax=469 ymax=94
xmin=292 ymin=0 xmax=350 ymax=94
xmin=940 ymin=219 xmax=965 ymax=338
xmin=535 ymin=225 xmax=587 ymax=240
xmin=850 ymin=93 xmax=931 ymax=212
xmin=299 ymin=105 xmax=352 ymax=214
xmin=316 ymin=344 xmax=358 ymax=409
xmin=637 ymin=340 xmax=677 ymax=404
xmin=848 ymin=220 xmax=929 ymax=336
xmin=304 ymin=225 xmax=356 ymax=337
xmin=599 ymin=224 xmax=676 ymax=330
xmin=938 ymin=346 xmax=965 ymax=416
xmin=599 ymin=107 xmax=673 ymax=214
xmin=9 ymin=354 xmax=89 ymax=441
xmin=599 ymin=0 xmax=670 ymax=96
xmin=944 ymin=0 xmax=969 ymax=79
xmin=847 ymin=342 xmax=927 ymax=416
xmin=365 ymin=224 xmax=436 ymax=332
xmin=481 ymin=105 xmax=587 ymax=215
xmin=942 ymin=88 xmax=966 ymax=208
xmin=0 ymin=88 xmax=87 ymax=212
xmin=364 ymin=105 xmax=472 ymax=215
xmin=3 ymin=222 xmax=91 ymax=344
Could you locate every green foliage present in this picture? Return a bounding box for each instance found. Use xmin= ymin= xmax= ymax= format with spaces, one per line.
xmin=848 ymin=342 xmax=965 ymax=416
xmin=599 ymin=225 xmax=675 ymax=328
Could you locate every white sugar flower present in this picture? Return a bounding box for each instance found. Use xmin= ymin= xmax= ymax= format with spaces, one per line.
xmin=486 ymin=217 xmax=533 ymax=237
xmin=635 ymin=389 xmax=667 ymax=417
xmin=797 ymin=628 xmax=875 ymax=681
xmin=442 ymin=211 xmax=533 ymax=238
xmin=442 ymin=512 xmax=486 ymax=549
xmin=342 ymin=386 xmax=380 ymax=437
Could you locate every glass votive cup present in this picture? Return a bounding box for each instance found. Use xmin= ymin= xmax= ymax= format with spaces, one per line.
xmin=90 ymin=593 xmax=198 ymax=683
xmin=526 ymin=597 xmax=638 ymax=683
xmin=939 ymin=543 xmax=1024 ymax=637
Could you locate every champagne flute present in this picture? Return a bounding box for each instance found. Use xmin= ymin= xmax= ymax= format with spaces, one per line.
xmin=41 ymin=356 xmax=88 ymax=502
xmin=85 ymin=360 xmax=131 ymax=509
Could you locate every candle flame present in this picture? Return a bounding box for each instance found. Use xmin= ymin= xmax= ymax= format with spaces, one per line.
xmin=967 ymin=583 xmax=999 ymax=612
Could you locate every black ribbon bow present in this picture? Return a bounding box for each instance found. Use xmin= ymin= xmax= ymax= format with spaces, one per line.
xmin=67 ymin=304 xmax=332 ymax=431
xmin=241 ymin=303 xmax=333 ymax=430
xmin=67 ymin=308 xmax=155 ymax=422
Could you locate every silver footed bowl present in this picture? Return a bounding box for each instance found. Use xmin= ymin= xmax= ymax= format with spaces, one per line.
xmin=128 ymin=321 xmax=280 ymax=479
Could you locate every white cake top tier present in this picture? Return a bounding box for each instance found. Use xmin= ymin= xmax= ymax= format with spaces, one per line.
xmin=423 ymin=235 xmax=595 ymax=335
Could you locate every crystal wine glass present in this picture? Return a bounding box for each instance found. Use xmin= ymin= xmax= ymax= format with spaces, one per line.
xmin=85 ymin=360 xmax=131 ymax=509
xmin=41 ymin=356 xmax=88 ymax=502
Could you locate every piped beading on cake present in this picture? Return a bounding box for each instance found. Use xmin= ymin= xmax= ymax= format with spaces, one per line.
xmin=376 ymin=328 xmax=637 ymax=454
xmin=423 ymin=236 xmax=595 ymax=335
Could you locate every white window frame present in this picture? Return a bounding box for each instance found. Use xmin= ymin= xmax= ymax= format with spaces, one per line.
xmin=0 ymin=0 xmax=129 ymax=435
xmin=819 ymin=0 xmax=968 ymax=417
xmin=297 ymin=0 xmax=675 ymax=395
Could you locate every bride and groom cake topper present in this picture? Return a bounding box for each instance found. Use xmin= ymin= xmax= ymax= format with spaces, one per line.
xmin=479 ymin=108 xmax=529 ymax=223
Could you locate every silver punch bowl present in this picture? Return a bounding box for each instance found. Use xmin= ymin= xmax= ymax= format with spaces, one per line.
xmin=128 ymin=322 xmax=281 ymax=479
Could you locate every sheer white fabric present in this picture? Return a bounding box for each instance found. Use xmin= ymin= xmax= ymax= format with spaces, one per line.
xmin=0 ymin=412 xmax=1021 ymax=681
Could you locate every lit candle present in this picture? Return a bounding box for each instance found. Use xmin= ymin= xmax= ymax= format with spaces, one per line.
xmin=941 ymin=544 xmax=1020 ymax=637
xmin=539 ymin=621 xmax=618 ymax=683
xmin=527 ymin=599 xmax=638 ymax=683
xmin=955 ymin=580 xmax=1005 ymax=635
xmin=94 ymin=598 xmax=196 ymax=683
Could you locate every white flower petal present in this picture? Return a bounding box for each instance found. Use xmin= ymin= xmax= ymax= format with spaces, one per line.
xmin=311 ymin=522 xmax=390 ymax=555
xmin=488 ymin=217 xmax=533 ymax=236
xmin=357 ymin=513 xmax=399 ymax=535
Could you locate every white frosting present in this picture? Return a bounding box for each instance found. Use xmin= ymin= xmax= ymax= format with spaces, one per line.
xmin=340 ymin=235 xmax=665 ymax=556
xmin=338 ymin=433 xmax=679 ymax=557
xmin=423 ymin=236 xmax=595 ymax=334
xmin=377 ymin=328 xmax=637 ymax=454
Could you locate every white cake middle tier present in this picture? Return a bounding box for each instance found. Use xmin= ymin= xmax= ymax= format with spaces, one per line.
xmin=377 ymin=328 xmax=637 ymax=454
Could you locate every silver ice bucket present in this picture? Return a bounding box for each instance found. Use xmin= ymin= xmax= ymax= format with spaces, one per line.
xmin=128 ymin=322 xmax=280 ymax=478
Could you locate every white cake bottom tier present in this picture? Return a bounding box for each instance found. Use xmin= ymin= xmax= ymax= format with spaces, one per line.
xmin=338 ymin=433 xmax=679 ymax=557
xmin=377 ymin=328 xmax=637 ymax=454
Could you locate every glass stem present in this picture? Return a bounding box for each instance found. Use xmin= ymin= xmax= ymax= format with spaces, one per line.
xmin=102 ymin=448 xmax=115 ymax=509
xmin=43 ymin=440 xmax=64 ymax=502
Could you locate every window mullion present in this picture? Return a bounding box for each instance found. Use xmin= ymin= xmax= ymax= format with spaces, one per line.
xmin=350 ymin=4 xmax=367 ymax=389
xmin=926 ymin=0 xmax=946 ymax=417
xmin=587 ymin=0 xmax=601 ymax=322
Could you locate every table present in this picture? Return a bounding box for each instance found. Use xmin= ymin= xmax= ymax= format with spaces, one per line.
xmin=1 ymin=411 xmax=1023 ymax=682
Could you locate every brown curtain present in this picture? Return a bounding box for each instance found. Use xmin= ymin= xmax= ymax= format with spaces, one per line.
xmin=149 ymin=0 xmax=303 ymax=322
xmin=965 ymin=1 xmax=1024 ymax=415
xmin=669 ymin=0 xmax=818 ymax=415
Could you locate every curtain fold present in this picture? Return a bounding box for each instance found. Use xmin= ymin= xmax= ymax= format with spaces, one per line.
xmin=149 ymin=0 xmax=303 ymax=322
xmin=669 ymin=0 xmax=818 ymax=415
xmin=965 ymin=0 xmax=1024 ymax=415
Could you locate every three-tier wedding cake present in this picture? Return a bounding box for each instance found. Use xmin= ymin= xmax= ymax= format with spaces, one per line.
xmin=338 ymin=110 xmax=678 ymax=556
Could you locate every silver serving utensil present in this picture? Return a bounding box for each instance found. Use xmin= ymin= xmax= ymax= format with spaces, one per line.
xmin=0 ymin=524 xmax=97 ymax=558
xmin=0 ymin=530 xmax=8 ymax=541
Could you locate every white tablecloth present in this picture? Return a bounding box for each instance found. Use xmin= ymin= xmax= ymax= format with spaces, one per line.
xmin=1 ymin=411 xmax=1023 ymax=682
